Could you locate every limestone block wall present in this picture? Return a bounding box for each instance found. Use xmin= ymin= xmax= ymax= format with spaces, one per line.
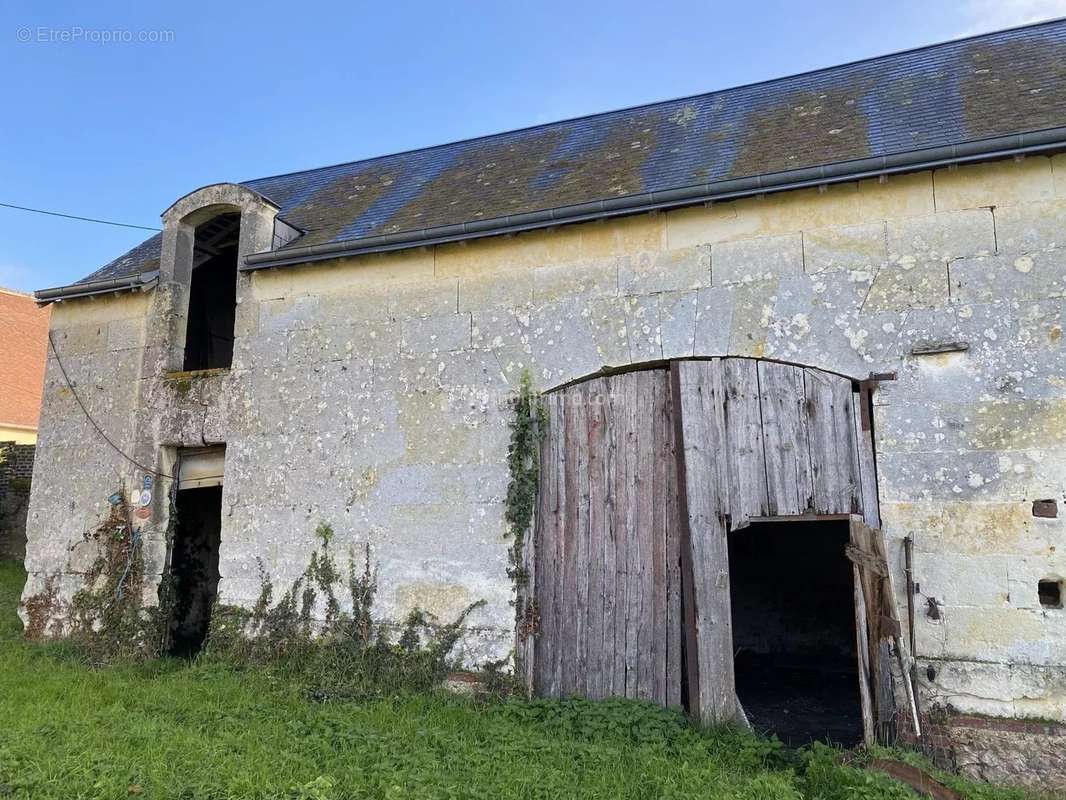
xmin=21 ymin=291 xmax=152 ymax=620
xmin=20 ymin=156 xmax=1066 ymax=715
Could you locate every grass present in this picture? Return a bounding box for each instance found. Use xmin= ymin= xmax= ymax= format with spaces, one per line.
xmin=0 ymin=561 xmax=1044 ymax=800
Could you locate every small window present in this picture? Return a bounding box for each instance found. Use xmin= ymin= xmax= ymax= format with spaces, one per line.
xmin=184 ymin=213 xmax=240 ymax=371
xmin=1038 ymin=579 xmax=1063 ymax=609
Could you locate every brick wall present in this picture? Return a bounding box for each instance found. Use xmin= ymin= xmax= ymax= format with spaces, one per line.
xmin=0 ymin=441 xmax=35 ymax=561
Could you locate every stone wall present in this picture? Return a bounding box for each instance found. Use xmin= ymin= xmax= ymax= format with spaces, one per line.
xmin=0 ymin=442 xmax=35 ymax=490
xmin=21 ymin=157 xmax=1066 ymax=723
xmin=897 ymin=711 xmax=1066 ymax=792
xmin=0 ymin=441 xmax=35 ymax=562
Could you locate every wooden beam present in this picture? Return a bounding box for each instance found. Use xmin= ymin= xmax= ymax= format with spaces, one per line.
xmin=674 ymin=360 xmax=736 ymax=723
xmin=854 ymin=566 xmax=876 ymax=744
xmin=669 ymin=361 xmax=701 ymax=716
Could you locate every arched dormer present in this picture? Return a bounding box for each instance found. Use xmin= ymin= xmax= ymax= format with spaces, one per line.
xmin=158 ymin=184 xmax=279 ymax=371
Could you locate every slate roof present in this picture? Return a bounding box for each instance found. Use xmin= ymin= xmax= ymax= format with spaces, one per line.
xmin=75 ymin=19 xmax=1066 ymax=286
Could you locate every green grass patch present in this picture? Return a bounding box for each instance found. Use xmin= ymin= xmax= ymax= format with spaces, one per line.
xmin=0 ymin=561 xmax=1044 ymax=799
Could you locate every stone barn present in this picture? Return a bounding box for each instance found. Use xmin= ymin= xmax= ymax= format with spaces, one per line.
xmin=21 ymin=20 xmax=1066 ymax=789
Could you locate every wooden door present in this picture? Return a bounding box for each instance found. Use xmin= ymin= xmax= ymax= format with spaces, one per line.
xmin=531 ymin=370 xmax=682 ymax=705
xmin=529 ymin=358 xmax=884 ymax=724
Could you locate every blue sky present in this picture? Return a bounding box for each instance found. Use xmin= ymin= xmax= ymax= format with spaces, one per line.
xmin=1 ymin=0 xmax=1064 ymax=292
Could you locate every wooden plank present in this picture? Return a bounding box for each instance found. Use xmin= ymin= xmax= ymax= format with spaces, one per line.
xmin=850 ymin=516 xmax=883 ymax=726
xmin=850 ymin=515 xmax=907 ymax=737
xmin=572 ymin=382 xmax=591 ymax=697
xmin=670 ymin=361 xmax=701 ymax=715
xmin=534 ymin=393 xmax=560 ymax=696
xmin=601 ymin=377 xmax=620 ymax=699
xmin=896 ymin=636 xmax=921 ymax=736
xmin=548 ymin=391 xmax=568 ymax=698
xmin=877 ymin=640 xmax=895 ymax=741
xmin=805 ymin=370 xmax=862 ymax=515
xmin=584 ymin=378 xmax=608 ymax=700
xmin=664 ymin=371 xmax=683 ymax=708
xmin=757 ymin=361 xmax=813 ymax=516
xmin=854 ymin=564 xmax=876 ymax=744
xmin=722 ymin=359 xmax=769 ymax=528
xmin=851 ymin=390 xmax=881 ymax=527
xmin=676 ymin=359 xmax=736 ymax=723
xmin=631 ymin=372 xmax=666 ymax=701
xmin=866 ymin=759 xmax=962 ymax=800
xmin=623 ymin=373 xmax=643 ymax=698
xmin=870 ymin=523 xmax=916 ymax=736
xmin=629 ymin=376 xmax=650 ymax=699
xmin=649 ymin=373 xmax=671 ymax=704
xmin=610 ymin=375 xmax=630 ymax=697
xmin=558 ymin=388 xmax=581 ymax=696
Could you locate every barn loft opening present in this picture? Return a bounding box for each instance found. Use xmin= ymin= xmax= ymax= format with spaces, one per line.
xmin=184 ymin=212 xmax=240 ymax=371
xmin=728 ymin=519 xmax=863 ymax=747
xmin=166 ymin=447 xmax=225 ymax=657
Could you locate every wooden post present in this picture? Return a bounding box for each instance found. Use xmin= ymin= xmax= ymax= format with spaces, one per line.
xmin=854 ymin=564 xmax=876 ymax=744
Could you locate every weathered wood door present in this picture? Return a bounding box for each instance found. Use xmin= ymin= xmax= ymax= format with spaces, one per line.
xmin=849 ymin=516 xmax=908 ymax=743
xmin=530 ymin=370 xmax=683 ymax=705
xmin=672 ymin=358 xmax=880 ymax=721
xmin=528 ymin=358 xmax=882 ymax=722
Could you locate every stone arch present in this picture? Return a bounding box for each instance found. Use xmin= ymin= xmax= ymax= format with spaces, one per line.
xmin=163 ymin=182 xmax=277 ymax=226
xmin=160 ymin=183 xmax=279 ymax=284
xmin=152 ymin=184 xmax=280 ymax=372
xmin=541 ymin=355 xmax=865 ymax=396
xmin=533 ymin=328 xmax=882 ymax=403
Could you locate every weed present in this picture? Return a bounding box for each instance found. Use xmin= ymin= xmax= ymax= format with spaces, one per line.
xmin=67 ymin=495 xmax=166 ymax=663
xmin=505 ymin=370 xmax=546 ymax=681
xmin=21 ymin=494 xmax=165 ymax=663
xmin=207 ymin=537 xmax=487 ymax=701
xmin=21 ymin=572 xmax=59 ymax=640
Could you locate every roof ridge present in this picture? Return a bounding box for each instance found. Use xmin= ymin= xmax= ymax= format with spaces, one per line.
xmin=242 ymin=16 xmax=1066 ymax=187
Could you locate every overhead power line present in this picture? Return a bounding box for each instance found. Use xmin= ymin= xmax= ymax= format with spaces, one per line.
xmin=0 ymin=201 xmax=160 ymax=232
xmin=47 ymin=331 xmax=175 ymax=480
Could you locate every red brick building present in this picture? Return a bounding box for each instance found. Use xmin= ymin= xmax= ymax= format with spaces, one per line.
xmin=0 ymin=287 xmax=50 ymax=444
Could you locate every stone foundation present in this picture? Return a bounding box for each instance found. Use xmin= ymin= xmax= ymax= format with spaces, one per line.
xmin=899 ymin=711 xmax=1066 ymax=793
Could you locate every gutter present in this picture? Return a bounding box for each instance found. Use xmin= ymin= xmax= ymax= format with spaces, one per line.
xmin=35 ymin=270 xmax=160 ymax=304
xmin=244 ymin=126 xmax=1066 ymax=271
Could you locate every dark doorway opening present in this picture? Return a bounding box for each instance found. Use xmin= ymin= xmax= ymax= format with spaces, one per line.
xmin=728 ymin=519 xmax=862 ymax=747
xmin=184 ymin=213 xmax=240 ymax=371
xmin=167 ymin=485 xmax=222 ymax=656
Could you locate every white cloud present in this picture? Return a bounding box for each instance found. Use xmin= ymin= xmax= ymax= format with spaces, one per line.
xmin=960 ymin=0 xmax=1066 ymax=35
